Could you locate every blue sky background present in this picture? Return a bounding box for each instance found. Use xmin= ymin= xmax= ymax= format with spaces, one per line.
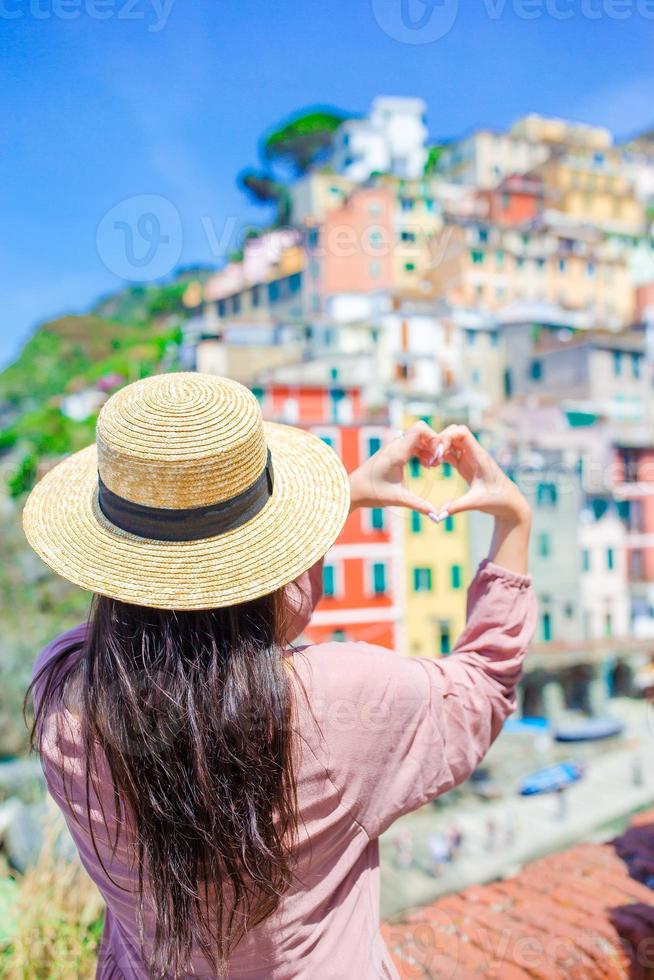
xmin=1 ymin=0 xmax=653 ymax=366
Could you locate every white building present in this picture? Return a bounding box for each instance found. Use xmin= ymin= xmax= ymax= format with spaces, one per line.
xmin=331 ymin=97 xmax=428 ymax=183
xmin=437 ymin=130 xmax=549 ymax=189
xmin=579 ymin=503 xmax=630 ymax=641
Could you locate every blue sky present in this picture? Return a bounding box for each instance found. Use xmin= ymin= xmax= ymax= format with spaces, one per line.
xmin=1 ymin=0 xmax=653 ymax=366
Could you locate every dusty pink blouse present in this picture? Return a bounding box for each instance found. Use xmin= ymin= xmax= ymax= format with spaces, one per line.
xmin=33 ymin=559 xmax=536 ymax=979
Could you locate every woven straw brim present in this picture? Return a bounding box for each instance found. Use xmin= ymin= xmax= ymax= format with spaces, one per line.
xmin=22 ymin=422 xmax=350 ymax=610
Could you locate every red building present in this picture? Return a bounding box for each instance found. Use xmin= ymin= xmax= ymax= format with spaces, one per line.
xmin=636 ymin=281 xmax=654 ymax=323
xmin=261 ymin=383 xmax=402 ymax=650
xmin=614 ymin=446 xmax=654 ymax=623
xmin=482 ymin=173 xmax=544 ymax=226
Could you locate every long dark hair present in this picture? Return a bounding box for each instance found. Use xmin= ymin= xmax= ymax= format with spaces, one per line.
xmin=27 ymin=587 xmax=299 ymax=978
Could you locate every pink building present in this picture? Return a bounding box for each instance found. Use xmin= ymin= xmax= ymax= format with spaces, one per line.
xmin=304 ymin=187 xmax=395 ymax=311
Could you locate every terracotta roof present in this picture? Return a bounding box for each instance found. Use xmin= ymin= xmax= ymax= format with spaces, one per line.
xmin=383 ymin=809 xmax=654 ymax=979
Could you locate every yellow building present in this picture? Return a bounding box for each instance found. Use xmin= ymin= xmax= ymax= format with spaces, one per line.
xmin=430 ymin=221 xmax=635 ymax=327
xmin=534 ymin=153 xmax=645 ymax=236
xmin=509 ymin=114 xmax=612 ymax=151
xmin=402 ymin=415 xmax=471 ymax=658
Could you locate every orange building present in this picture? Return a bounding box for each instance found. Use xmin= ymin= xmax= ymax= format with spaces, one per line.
xmin=482 ymin=173 xmax=544 ymax=226
xmin=260 ymin=383 xmax=402 ymax=651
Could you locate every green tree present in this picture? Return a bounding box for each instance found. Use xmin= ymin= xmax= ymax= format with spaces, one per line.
xmin=238 ymin=169 xmax=291 ymax=225
xmin=263 ymin=109 xmax=350 ymax=175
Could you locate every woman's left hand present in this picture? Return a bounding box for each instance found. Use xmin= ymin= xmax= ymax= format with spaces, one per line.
xmin=348 ymin=421 xmax=442 ymax=517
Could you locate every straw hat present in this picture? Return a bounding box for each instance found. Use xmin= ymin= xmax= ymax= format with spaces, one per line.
xmin=23 ymin=373 xmax=350 ymax=609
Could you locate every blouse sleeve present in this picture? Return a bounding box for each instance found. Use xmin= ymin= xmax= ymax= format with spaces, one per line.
xmin=323 ymin=561 xmax=537 ymax=839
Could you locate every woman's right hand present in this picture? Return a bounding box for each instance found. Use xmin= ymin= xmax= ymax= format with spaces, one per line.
xmin=432 ymin=425 xmax=530 ymax=527
xmin=433 ymin=425 xmax=532 ymax=575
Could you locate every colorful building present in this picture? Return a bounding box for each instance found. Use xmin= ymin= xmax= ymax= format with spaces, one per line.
xmin=260 ymin=383 xmax=403 ymax=651
xmin=402 ymin=413 xmax=471 ymax=658
xmin=613 ymin=444 xmax=654 ymax=635
xmin=429 ymin=219 xmax=635 ymax=326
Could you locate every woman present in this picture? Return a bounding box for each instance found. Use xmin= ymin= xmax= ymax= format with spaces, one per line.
xmin=24 ymin=373 xmax=535 ymax=980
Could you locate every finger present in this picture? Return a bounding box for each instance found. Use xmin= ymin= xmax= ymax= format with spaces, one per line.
xmin=400 ymin=487 xmax=442 ymax=518
xmin=392 ymin=421 xmax=441 ymax=466
xmin=433 ymin=489 xmax=480 ymax=520
xmin=438 ymin=424 xmax=475 ymax=461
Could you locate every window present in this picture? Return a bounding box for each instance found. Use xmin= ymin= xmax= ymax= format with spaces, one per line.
xmin=613 ymin=350 xmax=623 ymax=377
xmin=442 ymin=462 xmax=452 ymax=478
xmin=587 ymin=262 xmax=595 ymax=278
xmin=444 ymin=515 xmax=454 ymax=533
xmin=558 ymin=258 xmax=567 ymax=273
xmin=404 ymin=262 xmax=416 ymax=272
xmin=632 ymin=353 xmax=641 ymax=380
xmin=582 ymin=548 xmax=591 ymax=572
xmin=541 ymin=611 xmax=552 ymax=642
xmin=466 ymin=330 xmax=476 ymax=346
xmin=472 ymin=369 xmax=480 ymax=386
xmin=323 ymin=564 xmax=337 ymax=597
xmin=268 ymin=281 xmax=280 ymax=303
xmin=331 ymin=629 xmax=347 ymax=642
xmin=604 ymin=613 xmax=613 ymax=638
xmin=372 ymin=563 xmax=387 ymax=596
xmin=371 ymin=508 xmax=385 ymax=531
xmin=496 ymin=249 xmax=505 ymax=266
xmin=288 ymin=273 xmax=302 ymax=294
xmin=232 ymin=294 xmax=241 ymax=314
xmin=530 ymin=360 xmax=543 ymax=381
xmin=590 ymin=497 xmax=609 ymax=520
xmin=439 ymin=624 xmax=451 ymax=656
xmin=413 ymin=567 xmax=433 ymax=592
xmin=411 ymin=510 xmax=422 ymax=533
xmin=470 ymin=250 xmax=484 ymax=265
xmin=478 ymin=228 xmax=489 ymax=243
xmin=367 ymin=435 xmax=382 ymax=456
xmin=630 ymin=549 xmax=644 ymax=580
xmin=538 ymin=532 xmax=551 ymax=557
xmin=400 ymin=197 xmax=414 ymax=212
xmin=490 ymin=332 xmax=499 ymax=347
xmin=251 ymin=285 xmax=260 ymax=307
xmin=607 ymin=548 xmax=615 ymax=571
xmin=217 ymin=299 xmax=226 ymax=318
xmin=451 ymin=564 xmax=462 ymax=590
xmin=330 ymin=366 xmax=339 ymax=380
xmin=400 ymin=230 xmax=416 ymax=243
xmin=369 ymin=230 xmax=384 ymax=250
xmin=536 ymin=482 xmax=557 ymax=506
xmin=409 ymin=456 xmax=421 ymax=478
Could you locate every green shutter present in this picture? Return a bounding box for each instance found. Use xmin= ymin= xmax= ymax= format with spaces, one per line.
xmin=323 ymin=564 xmax=335 ymax=597
xmin=451 ymin=564 xmax=462 ymax=590
xmin=411 ymin=511 xmax=422 ymax=533
xmin=373 ymin=563 xmax=386 ymax=595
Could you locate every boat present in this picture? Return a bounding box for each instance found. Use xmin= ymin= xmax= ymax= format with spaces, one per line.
xmin=553 ymin=717 xmax=624 ymax=743
xmin=504 ymin=716 xmax=550 ymax=735
xmin=518 ymin=761 xmax=584 ymax=796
